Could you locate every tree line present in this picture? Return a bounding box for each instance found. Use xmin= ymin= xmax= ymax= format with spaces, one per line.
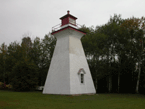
xmin=0 ymin=15 xmax=145 ymax=93
xmin=0 ymin=34 xmax=56 ymax=91
xmin=81 ymin=15 xmax=145 ymax=94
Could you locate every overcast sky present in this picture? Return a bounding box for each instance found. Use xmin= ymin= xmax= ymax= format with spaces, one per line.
xmin=0 ymin=0 xmax=145 ymax=45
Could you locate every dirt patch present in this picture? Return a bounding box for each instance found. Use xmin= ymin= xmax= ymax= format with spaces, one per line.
xmin=0 ymin=101 xmax=11 ymax=108
xmin=0 ymin=100 xmax=19 ymax=108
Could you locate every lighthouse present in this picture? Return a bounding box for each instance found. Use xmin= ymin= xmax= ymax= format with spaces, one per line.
xmin=43 ymin=11 xmax=96 ymax=95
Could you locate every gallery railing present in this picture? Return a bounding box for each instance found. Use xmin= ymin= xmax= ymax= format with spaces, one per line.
xmin=52 ymin=23 xmax=82 ymax=32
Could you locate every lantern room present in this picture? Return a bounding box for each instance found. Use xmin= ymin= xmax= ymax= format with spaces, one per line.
xmin=60 ymin=11 xmax=77 ymax=26
xmin=51 ymin=11 xmax=85 ymax=35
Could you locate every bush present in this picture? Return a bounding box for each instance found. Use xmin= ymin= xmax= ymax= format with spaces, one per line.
xmin=0 ymin=82 xmax=4 ymax=89
xmin=0 ymin=82 xmax=3 ymax=85
xmin=0 ymin=82 xmax=10 ymax=89
xmin=11 ymin=59 xmax=38 ymax=91
xmin=6 ymin=84 xmax=12 ymax=89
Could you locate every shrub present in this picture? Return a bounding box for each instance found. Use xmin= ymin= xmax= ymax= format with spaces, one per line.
xmin=0 ymin=82 xmax=8 ymax=89
xmin=0 ymin=82 xmax=3 ymax=88
xmin=6 ymin=84 xmax=12 ymax=89
xmin=0 ymin=82 xmax=3 ymax=85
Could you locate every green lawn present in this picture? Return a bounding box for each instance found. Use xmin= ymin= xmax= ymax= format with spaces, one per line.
xmin=0 ymin=90 xmax=145 ymax=109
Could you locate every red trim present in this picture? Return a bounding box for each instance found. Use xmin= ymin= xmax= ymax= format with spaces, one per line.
xmin=78 ymin=68 xmax=86 ymax=74
xmin=60 ymin=14 xmax=77 ymax=20
xmin=51 ymin=26 xmax=86 ymax=35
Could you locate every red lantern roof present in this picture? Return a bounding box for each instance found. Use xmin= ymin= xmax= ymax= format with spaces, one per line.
xmin=60 ymin=11 xmax=77 ymax=20
xmin=51 ymin=11 xmax=86 ymax=35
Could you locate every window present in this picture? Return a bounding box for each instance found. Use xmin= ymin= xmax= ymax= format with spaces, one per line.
xmin=69 ymin=18 xmax=76 ymax=25
xmin=81 ymin=74 xmax=84 ymax=83
xmin=78 ymin=68 xmax=85 ymax=84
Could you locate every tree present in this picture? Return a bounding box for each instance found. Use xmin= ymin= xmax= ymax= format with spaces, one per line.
xmin=81 ymin=26 xmax=109 ymax=92
xmin=120 ymin=16 xmax=145 ymax=93
xmin=39 ymin=33 xmax=56 ymax=85
xmin=0 ymin=43 xmax=7 ymax=83
xmin=94 ymin=15 xmax=123 ymax=92
xmin=11 ymin=58 xmax=38 ymax=91
xmin=21 ymin=37 xmax=32 ymax=58
xmin=6 ymin=42 xmax=21 ymax=83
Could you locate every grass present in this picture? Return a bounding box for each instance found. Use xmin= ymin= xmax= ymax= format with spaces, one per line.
xmin=0 ymin=90 xmax=145 ymax=109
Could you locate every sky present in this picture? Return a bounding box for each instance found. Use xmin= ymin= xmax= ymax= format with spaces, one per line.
xmin=0 ymin=0 xmax=145 ymax=45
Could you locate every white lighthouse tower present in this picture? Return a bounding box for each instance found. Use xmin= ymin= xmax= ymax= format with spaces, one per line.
xmin=43 ymin=11 xmax=96 ymax=95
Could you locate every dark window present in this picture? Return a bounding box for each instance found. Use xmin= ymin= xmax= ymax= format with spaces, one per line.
xmin=81 ymin=74 xmax=84 ymax=83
